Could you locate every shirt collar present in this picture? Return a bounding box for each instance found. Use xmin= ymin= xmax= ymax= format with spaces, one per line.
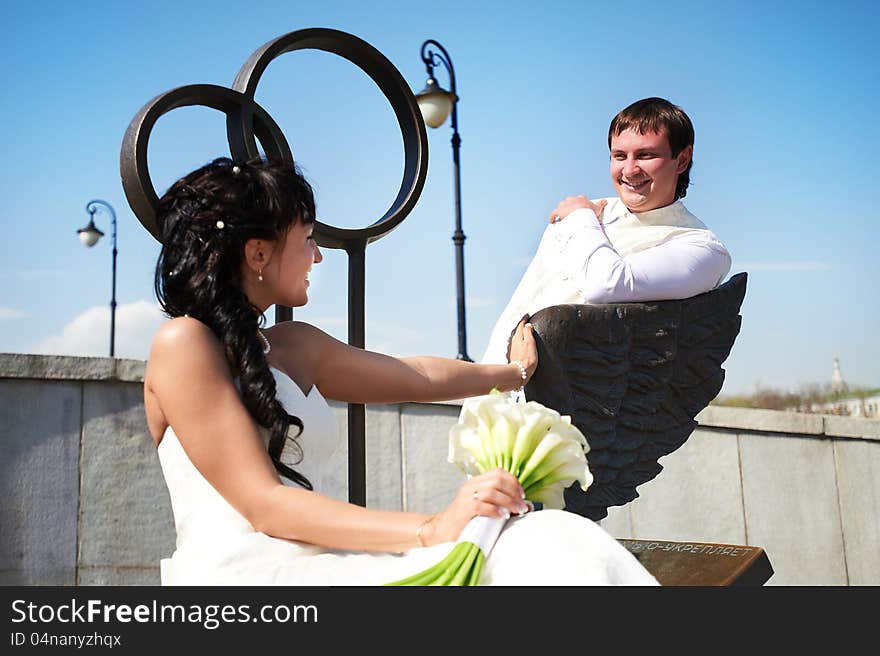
xmin=603 ymin=197 xmax=687 ymax=226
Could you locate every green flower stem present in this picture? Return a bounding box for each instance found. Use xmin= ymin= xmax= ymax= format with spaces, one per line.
xmin=386 ymin=559 xmax=444 ymax=586
xmin=430 ymin=544 xmax=471 ymax=586
xmin=518 ymin=443 xmax=575 ymax=491
xmin=424 ymin=545 xmax=470 ymax=586
xmin=450 ymin=544 xmax=484 ymax=586
xmin=386 ymin=541 xmax=471 ymax=586
xmin=510 ymin=421 xmax=553 ymax=475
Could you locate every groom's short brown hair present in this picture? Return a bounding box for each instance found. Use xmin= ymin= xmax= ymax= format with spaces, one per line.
xmin=608 ymin=97 xmax=695 ymax=201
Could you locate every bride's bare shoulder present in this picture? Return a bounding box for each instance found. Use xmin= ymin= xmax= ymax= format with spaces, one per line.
xmin=151 ymin=316 xmax=216 ymax=348
xmin=263 ymin=320 xmax=331 ymax=347
xmin=150 ymin=317 xmax=220 ymax=360
xmin=146 ymin=317 xmax=226 ymax=380
xmin=145 ymin=317 xmax=231 ymax=444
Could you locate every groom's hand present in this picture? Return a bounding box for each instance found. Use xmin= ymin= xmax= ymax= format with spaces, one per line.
xmin=549 ymin=195 xmax=607 ymax=224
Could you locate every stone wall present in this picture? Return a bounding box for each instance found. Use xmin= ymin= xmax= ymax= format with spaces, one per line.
xmin=2 ymin=353 xmax=878 ymax=586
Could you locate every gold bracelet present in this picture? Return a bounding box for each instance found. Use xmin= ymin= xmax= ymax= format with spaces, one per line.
xmin=415 ymin=515 xmax=434 ymax=548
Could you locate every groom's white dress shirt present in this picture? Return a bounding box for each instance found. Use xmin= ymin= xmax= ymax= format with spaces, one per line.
xmin=480 ymin=197 xmax=731 ymax=365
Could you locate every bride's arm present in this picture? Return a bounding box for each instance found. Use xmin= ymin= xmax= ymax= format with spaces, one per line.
xmin=282 ymin=318 xmax=536 ymax=404
xmin=148 ymin=318 xmax=524 ymax=552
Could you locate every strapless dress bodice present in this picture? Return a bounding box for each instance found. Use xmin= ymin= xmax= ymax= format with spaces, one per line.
xmin=158 ymin=368 xmax=344 ymax=545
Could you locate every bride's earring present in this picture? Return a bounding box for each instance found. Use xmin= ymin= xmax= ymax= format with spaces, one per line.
xmin=258 ymin=268 xmax=263 ymax=282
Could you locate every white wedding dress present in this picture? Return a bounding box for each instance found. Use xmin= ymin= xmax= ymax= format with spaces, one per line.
xmin=157 ymin=367 xmax=658 ymax=586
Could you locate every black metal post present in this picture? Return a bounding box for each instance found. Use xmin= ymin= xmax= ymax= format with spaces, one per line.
xmin=347 ymin=240 xmax=367 ymax=506
xmin=110 ymin=215 xmax=117 ymax=358
xmin=420 ymin=40 xmax=471 ymax=361
xmin=85 ymin=200 xmax=118 ymax=358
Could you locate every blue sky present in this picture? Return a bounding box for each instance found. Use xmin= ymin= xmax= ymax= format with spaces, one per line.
xmin=1 ymin=0 xmax=877 ymax=396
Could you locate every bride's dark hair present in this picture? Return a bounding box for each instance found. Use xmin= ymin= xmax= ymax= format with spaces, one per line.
xmin=154 ymin=156 xmax=314 ymax=490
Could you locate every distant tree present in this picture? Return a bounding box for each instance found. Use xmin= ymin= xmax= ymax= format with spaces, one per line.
xmin=712 ymin=381 xmax=876 ymax=413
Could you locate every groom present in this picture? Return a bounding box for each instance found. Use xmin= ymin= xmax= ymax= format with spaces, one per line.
xmin=480 ymin=97 xmax=732 ymax=365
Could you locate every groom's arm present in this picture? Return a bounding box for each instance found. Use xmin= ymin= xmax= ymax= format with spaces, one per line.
xmin=559 ymin=208 xmax=731 ymax=303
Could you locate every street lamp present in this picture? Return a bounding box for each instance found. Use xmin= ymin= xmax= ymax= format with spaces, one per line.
xmin=77 ymin=199 xmax=118 ymax=357
xmin=415 ymin=39 xmax=472 ymax=361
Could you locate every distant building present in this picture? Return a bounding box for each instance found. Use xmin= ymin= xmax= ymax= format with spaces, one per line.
xmin=809 ymin=394 xmax=880 ymax=418
xmin=808 ymin=357 xmax=879 ymax=418
xmin=831 ymin=356 xmax=848 ymax=395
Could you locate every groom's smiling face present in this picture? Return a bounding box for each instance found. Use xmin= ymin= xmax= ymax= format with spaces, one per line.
xmin=609 ymin=128 xmax=691 ymax=213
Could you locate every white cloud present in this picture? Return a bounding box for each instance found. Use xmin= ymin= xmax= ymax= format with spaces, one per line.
xmin=0 ymin=307 xmax=26 ymax=319
xmin=31 ymin=300 xmax=168 ymax=360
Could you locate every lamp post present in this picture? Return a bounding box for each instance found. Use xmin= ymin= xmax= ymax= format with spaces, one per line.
xmin=77 ymin=200 xmax=118 ymax=357
xmin=415 ymin=39 xmax=472 ymax=361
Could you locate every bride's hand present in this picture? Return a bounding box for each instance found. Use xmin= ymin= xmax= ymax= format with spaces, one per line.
xmin=423 ymin=469 xmax=530 ymax=545
xmin=507 ymin=315 xmax=537 ymax=384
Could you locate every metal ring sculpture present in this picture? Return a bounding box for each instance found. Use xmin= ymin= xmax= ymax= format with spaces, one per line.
xmin=120 ymin=27 xmax=428 ymax=249
xmin=120 ymin=28 xmax=429 ymax=507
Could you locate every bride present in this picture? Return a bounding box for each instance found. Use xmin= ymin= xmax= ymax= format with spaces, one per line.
xmin=145 ymin=156 xmax=658 ymax=586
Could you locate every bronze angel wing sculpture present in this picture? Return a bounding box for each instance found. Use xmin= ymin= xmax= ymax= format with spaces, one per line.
xmin=523 ymin=272 xmax=747 ymax=521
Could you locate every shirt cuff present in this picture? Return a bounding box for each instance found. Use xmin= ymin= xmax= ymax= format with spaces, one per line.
xmin=563 ymin=207 xmax=605 ymax=231
xmin=554 ymin=208 xmax=611 ymax=261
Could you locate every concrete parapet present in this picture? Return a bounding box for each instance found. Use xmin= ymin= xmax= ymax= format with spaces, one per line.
xmin=739 ymin=432 xmax=847 ymax=585
xmin=2 ymin=354 xmax=879 ymax=586
xmin=0 ymin=353 xmax=145 ymax=382
xmin=78 ymin=381 xmax=174 ymax=585
xmin=698 ymin=404 xmax=880 ymax=441
xmin=621 ymin=427 xmax=748 ymax=546
xmin=399 ymin=402 xmax=466 ymax=514
xmin=697 ymin=405 xmax=824 ymax=435
xmin=823 ymin=415 xmax=880 ymax=440
xmin=0 ymin=379 xmax=80 ymax=585
xmin=833 ymin=439 xmax=880 ymax=585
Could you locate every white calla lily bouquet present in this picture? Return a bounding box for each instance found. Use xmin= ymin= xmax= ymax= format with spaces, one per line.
xmin=387 ymin=389 xmax=592 ymax=586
